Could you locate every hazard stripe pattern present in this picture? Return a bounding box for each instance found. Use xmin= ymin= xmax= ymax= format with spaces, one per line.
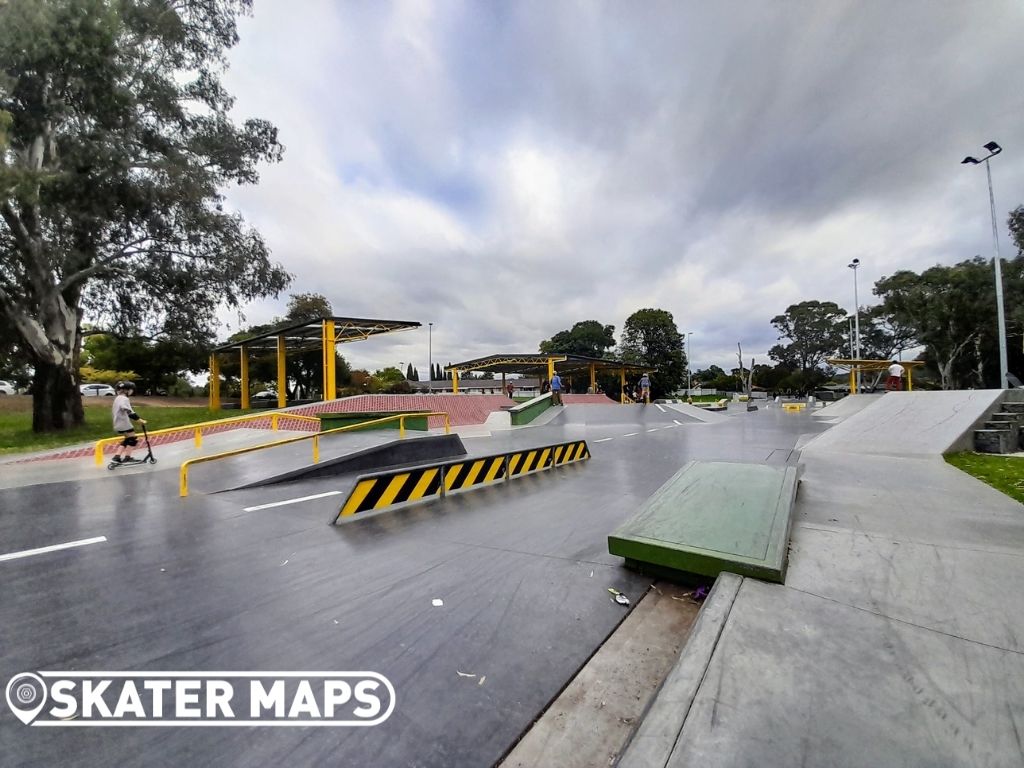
xmin=335 ymin=440 xmax=590 ymax=521
xmin=340 ymin=466 xmax=441 ymax=517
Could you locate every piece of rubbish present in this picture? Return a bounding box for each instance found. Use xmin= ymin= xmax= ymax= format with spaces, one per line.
xmin=432 ymin=598 xmax=444 ymax=607
xmin=693 ymin=585 xmax=709 ymax=601
xmin=607 ymin=588 xmax=630 ymax=606
xmin=333 ymin=619 xmax=339 ymax=625
xmin=478 ymin=676 xmax=486 ymax=686
xmin=456 ymin=671 xmax=476 ymax=678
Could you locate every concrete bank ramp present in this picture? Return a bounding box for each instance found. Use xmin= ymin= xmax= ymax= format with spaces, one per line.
xmin=802 ymin=390 xmax=1004 ymax=457
xmin=810 ymin=393 xmax=878 ymax=422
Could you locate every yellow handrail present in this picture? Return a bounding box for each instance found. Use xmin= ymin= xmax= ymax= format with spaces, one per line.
xmin=94 ymin=411 xmax=321 ymax=466
xmin=179 ymin=412 xmax=451 ymax=497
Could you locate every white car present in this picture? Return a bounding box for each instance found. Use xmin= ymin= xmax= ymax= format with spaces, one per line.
xmin=0 ymin=380 xmax=16 ymax=395
xmin=252 ymin=390 xmax=279 ymax=401
xmin=80 ymin=383 xmax=116 ymax=397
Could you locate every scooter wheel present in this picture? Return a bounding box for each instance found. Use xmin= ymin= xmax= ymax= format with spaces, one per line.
xmin=107 ymin=463 xmax=117 ymax=470
xmin=149 ymin=458 xmax=158 ymax=465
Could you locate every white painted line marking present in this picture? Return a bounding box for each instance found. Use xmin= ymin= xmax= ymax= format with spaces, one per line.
xmin=647 ymin=428 xmax=659 ymax=432
xmin=0 ymin=536 xmax=107 ymax=563
xmin=594 ymin=437 xmax=614 ymax=443
xmin=655 ymin=404 xmax=666 ymax=413
xmin=622 ymin=432 xmax=638 ymax=437
xmin=673 ymin=419 xmax=683 ymax=425
xmin=244 ymin=491 xmax=343 ymax=512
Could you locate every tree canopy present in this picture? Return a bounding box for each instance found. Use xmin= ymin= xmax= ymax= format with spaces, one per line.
xmin=768 ymin=300 xmax=847 ymax=390
xmin=539 ymin=320 xmax=616 ymax=358
xmin=0 ymin=0 xmax=290 ymax=430
xmin=618 ymin=308 xmax=686 ymax=397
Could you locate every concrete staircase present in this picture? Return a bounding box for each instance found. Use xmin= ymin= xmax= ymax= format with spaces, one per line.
xmin=974 ymin=401 xmax=1024 ymax=454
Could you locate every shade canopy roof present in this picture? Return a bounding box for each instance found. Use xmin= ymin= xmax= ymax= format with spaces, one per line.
xmin=213 ymin=316 xmax=421 ymax=354
xmin=445 ymin=353 xmax=652 ymax=376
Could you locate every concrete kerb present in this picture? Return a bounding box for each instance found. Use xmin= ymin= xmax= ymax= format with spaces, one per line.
xmin=616 ymin=572 xmax=743 ymax=768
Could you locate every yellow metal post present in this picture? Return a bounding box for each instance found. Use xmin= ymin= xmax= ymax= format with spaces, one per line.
xmin=323 ymin=319 xmax=337 ymax=400
xmin=547 ymin=358 xmax=555 ymax=384
xmin=277 ymin=334 xmax=287 ymax=409
xmin=907 ymin=367 xmax=913 ymax=391
xmin=589 ymin=364 xmax=596 ymax=393
xmin=850 ymin=367 xmax=857 ymax=394
xmin=620 ymin=368 xmax=626 ymax=403
xmin=240 ymin=345 xmax=250 ymax=410
xmin=452 ymin=369 xmax=459 ymax=394
xmin=209 ymin=354 xmax=221 ymax=410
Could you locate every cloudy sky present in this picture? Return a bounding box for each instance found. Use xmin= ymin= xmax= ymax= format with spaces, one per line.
xmin=219 ymin=0 xmax=1024 ymax=376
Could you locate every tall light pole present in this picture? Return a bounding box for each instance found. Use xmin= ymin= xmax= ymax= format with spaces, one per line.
xmin=428 ymin=322 xmax=433 ymax=393
xmin=847 ymin=316 xmax=855 ymax=359
xmin=848 ymin=259 xmax=861 ymax=392
xmin=686 ymin=332 xmax=693 ymax=393
xmin=962 ymin=141 xmax=1007 ymax=389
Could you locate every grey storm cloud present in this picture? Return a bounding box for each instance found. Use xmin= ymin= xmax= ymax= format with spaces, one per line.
xmin=220 ymin=0 xmax=1024 ymax=374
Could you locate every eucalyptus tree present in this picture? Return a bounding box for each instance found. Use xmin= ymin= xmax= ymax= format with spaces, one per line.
xmin=0 ymin=0 xmax=290 ymax=430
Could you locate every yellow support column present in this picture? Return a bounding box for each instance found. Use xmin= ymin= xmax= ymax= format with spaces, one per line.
xmin=240 ymin=345 xmax=250 ymax=410
xmin=209 ymin=354 xmax=221 ymax=410
xmin=620 ymin=368 xmax=626 ymax=403
xmin=907 ymin=366 xmax=913 ymax=392
xmin=325 ymin=319 xmax=337 ymax=399
xmin=324 ymin=319 xmax=337 ymax=400
xmin=849 ymin=368 xmax=856 ymax=394
xmin=589 ymin=364 xmax=596 ymax=393
xmin=547 ymin=358 xmax=555 ymax=384
xmin=452 ymin=369 xmax=460 ymax=394
xmin=277 ymin=334 xmax=287 ymax=409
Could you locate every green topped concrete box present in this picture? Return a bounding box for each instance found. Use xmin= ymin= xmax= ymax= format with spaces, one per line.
xmin=608 ymin=461 xmax=801 ymax=583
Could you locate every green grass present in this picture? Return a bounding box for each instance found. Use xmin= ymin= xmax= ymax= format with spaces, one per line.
xmin=945 ymin=452 xmax=1024 ymax=504
xmin=0 ymin=398 xmax=248 ymax=455
xmin=686 ymin=394 xmax=723 ymax=403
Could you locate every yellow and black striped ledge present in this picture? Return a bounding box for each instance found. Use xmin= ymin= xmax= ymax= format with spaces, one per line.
xmin=332 ymin=440 xmax=590 ymax=523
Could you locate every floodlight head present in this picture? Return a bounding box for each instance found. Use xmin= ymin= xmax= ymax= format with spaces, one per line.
xmin=984 ymin=141 xmax=1002 ymax=154
xmin=848 ymin=258 xmax=860 ymax=269
xmin=961 ymin=156 xmax=980 ymax=164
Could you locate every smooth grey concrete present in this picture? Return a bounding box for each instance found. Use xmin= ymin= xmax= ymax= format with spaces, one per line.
xmin=0 ymin=403 xmax=820 ymax=768
xmin=801 ymin=389 xmax=1004 ymax=456
xmin=617 ymin=573 xmax=742 ymax=768
xmin=667 ymin=579 xmax=1024 ymax=768
xmin=627 ymin=391 xmax=1024 ymax=768
xmin=809 ymin=392 xmax=878 ymax=422
xmin=501 ymin=582 xmax=701 ymax=768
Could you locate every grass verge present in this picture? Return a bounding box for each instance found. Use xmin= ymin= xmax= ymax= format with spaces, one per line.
xmin=945 ymin=451 xmax=1024 ymax=505
xmin=0 ymin=396 xmax=246 ymax=456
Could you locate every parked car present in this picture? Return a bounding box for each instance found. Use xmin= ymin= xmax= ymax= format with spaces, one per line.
xmin=0 ymin=380 xmax=16 ymax=395
xmin=252 ymin=390 xmax=279 ymax=401
xmin=80 ymin=383 xmax=116 ymax=397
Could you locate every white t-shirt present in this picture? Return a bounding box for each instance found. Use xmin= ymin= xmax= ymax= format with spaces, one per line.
xmin=888 ymin=363 xmax=905 ymax=377
xmin=112 ymin=394 xmax=135 ymax=431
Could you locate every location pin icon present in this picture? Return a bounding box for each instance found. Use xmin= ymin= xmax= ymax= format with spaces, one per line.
xmin=6 ymin=673 xmax=47 ymax=725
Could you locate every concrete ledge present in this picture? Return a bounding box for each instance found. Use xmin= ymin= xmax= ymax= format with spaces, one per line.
xmin=608 ymin=462 xmax=801 ymax=583
xmin=510 ymin=393 xmax=553 ymax=425
xmin=616 ymin=573 xmax=743 ymax=768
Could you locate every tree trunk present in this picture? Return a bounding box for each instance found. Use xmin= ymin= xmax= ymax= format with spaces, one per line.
xmin=32 ymin=359 xmax=84 ymax=432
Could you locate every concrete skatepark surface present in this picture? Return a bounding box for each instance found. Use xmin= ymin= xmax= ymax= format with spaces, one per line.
xmin=2 ymin=393 xmax=1023 ymax=767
